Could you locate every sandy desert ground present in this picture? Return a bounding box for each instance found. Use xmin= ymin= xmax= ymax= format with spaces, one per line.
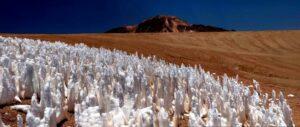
xmin=1 ymin=30 xmax=300 ymax=126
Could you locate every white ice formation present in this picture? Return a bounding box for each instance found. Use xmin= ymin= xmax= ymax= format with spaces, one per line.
xmin=10 ymin=105 xmax=31 ymax=113
xmin=0 ymin=36 xmax=295 ymax=127
xmin=288 ymin=94 xmax=295 ymax=98
xmin=17 ymin=114 xmax=23 ymax=127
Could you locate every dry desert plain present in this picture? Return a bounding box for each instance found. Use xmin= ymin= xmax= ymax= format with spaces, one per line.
xmin=1 ymin=30 xmax=300 ymax=126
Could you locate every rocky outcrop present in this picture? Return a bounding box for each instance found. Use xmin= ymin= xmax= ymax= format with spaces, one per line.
xmin=106 ymin=15 xmax=231 ymax=33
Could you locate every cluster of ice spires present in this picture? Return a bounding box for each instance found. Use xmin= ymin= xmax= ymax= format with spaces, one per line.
xmin=0 ymin=36 xmax=295 ymax=127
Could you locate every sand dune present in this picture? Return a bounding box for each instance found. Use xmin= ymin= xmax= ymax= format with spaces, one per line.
xmin=2 ymin=30 xmax=300 ymax=126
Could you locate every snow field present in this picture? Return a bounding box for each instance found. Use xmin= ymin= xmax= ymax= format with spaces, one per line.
xmin=0 ymin=36 xmax=295 ymax=127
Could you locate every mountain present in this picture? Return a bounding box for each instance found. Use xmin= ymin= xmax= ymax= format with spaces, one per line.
xmin=105 ymin=15 xmax=230 ymax=33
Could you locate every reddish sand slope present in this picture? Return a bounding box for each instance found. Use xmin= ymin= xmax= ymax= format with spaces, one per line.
xmin=1 ymin=30 xmax=300 ymax=126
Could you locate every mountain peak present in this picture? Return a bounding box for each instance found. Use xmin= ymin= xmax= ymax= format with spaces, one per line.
xmin=106 ymin=15 xmax=230 ymax=33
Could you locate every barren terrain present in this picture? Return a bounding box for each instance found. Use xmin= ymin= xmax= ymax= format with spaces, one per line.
xmin=1 ymin=30 xmax=300 ymax=126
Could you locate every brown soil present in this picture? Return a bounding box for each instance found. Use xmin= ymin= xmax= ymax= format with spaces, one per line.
xmin=1 ymin=30 xmax=300 ymax=126
xmin=0 ymin=100 xmax=30 ymax=127
xmin=0 ymin=99 xmax=75 ymax=127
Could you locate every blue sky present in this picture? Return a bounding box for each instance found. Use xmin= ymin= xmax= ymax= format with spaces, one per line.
xmin=0 ymin=0 xmax=299 ymax=33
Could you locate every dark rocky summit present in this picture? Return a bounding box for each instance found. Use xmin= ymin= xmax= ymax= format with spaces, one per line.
xmin=106 ymin=15 xmax=231 ymax=33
